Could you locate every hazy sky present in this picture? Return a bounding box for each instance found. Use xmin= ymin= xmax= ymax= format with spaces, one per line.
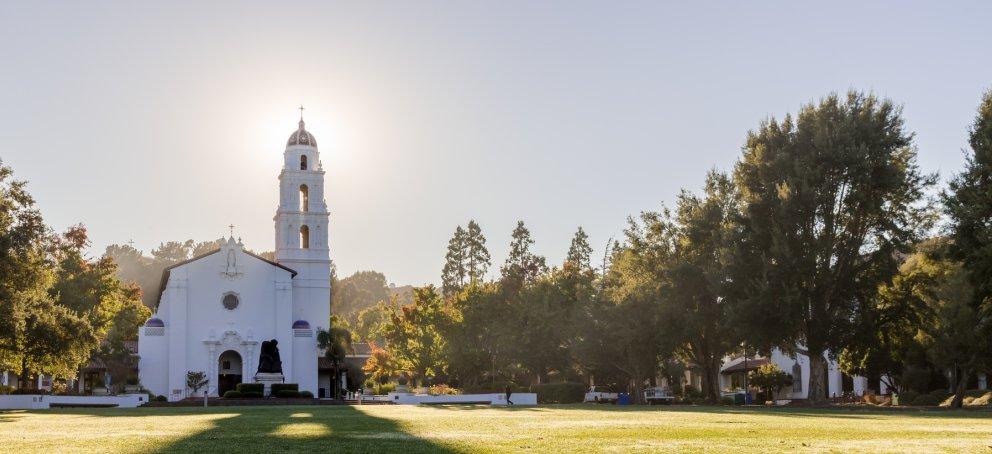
xmin=1 ymin=1 xmax=989 ymax=285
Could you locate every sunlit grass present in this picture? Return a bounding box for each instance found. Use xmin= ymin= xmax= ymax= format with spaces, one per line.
xmin=1 ymin=405 xmax=990 ymax=453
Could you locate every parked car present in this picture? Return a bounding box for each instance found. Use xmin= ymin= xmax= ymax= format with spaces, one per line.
xmin=643 ymin=387 xmax=675 ymax=405
xmin=584 ymin=386 xmax=619 ymax=403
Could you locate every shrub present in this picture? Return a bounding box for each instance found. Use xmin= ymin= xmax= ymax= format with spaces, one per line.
xmin=155 ymin=395 xmax=168 ymax=402
xmin=463 ymin=381 xmax=520 ymax=394
xmin=428 ymin=384 xmax=460 ymax=396
xmin=0 ymin=385 xmax=15 ymax=395
xmin=372 ymin=383 xmax=396 ymax=395
xmin=748 ymin=364 xmax=793 ymax=400
xmin=236 ymin=383 xmax=265 ymax=395
xmin=911 ymin=394 xmax=942 ymax=406
xmin=243 ymin=392 xmax=264 ymax=398
xmin=299 ymin=390 xmax=314 ymax=398
xmin=223 ymin=390 xmax=243 ymax=398
xmin=276 ymin=390 xmax=300 ymax=398
xmin=11 ymin=388 xmax=49 ymax=395
xmin=897 ymin=391 xmax=919 ymax=406
xmin=530 ymin=382 xmax=585 ymax=404
xmin=720 ymin=396 xmax=735 ymax=406
xmin=271 ymin=383 xmax=299 ymax=394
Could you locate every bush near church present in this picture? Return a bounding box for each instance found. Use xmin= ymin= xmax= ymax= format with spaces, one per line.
xmin=236 ymin=383 xmax=264 ymax=397
xmin=530 ymin=383 xmax=585 ymax=404
xmin=270 ymin=383 xmax=298 ymax=394
xmin=299 ymin=390 xmax=314 ymax=398
xmin=223 ymin=391 xmax=243 ymax=398
xmin=276 ymin=390 xmax=301 ymax=398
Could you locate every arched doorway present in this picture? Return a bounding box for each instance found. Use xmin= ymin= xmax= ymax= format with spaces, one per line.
xmin=218 ymin=350 xmax=243 ymax=396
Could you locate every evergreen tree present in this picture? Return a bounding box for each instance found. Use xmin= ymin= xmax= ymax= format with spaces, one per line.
xmin=565 ymin=227 xmax=593 ymax=270
xmin=464 ymin=220 xmax=491 ymax=284
xmin=500 ymin=221 xmax=547 ymax=285
xmin=946 ymin=89 xmax=992 ymax=303
xmin=441 ymin=225 xmax=468 ymax=295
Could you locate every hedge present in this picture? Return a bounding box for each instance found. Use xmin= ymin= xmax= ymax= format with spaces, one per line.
xmin=299 ymin=390 xmax=314 ymax=398
xmin=276 ymin=390 xmax=301 ymax=398
xmin=912 ymin=394 xmax=942 ymax=406
xmin=223 ymin=390 xmax=243 ymax=398
xmin=897 ymin=391 xmax=919 ymax=406
xmin=236 ymin=383 xmax=264 ymax=395
xmin=530 ymin=382 xmax=585 ymax=404
xmin=243 ymin=392 xmax=264 ymax=398
xmin=155 ymin=395 xmax=168 ymax=402
xmin=271 ymin=383 xmax=299 ymax=394
xmin=463 ymin=381 xmax=521 ymax=394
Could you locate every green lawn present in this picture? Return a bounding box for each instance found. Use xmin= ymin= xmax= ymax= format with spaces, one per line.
xmin=2 ymin=404 xmax=991 ymax=453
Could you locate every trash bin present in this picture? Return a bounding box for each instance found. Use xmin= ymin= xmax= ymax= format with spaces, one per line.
xmin=733 ymin=393 xmax=746 ymax=405
xmin=617 ymin=393 xmax=631 ymax=405
xmin=745 ymin=392 xmax=753 ymax=405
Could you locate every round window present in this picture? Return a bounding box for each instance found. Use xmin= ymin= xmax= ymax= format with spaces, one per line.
xmin=222 ymin=293 xmax=239 ymax=310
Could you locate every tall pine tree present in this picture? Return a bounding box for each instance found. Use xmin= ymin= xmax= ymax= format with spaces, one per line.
xmin=441 ymin=226 xmax=468 ymax=295
xmin=565 ymin=227 xmax=593 ymax=270
xmin=464 ymin=220 xmax=491 ymax=284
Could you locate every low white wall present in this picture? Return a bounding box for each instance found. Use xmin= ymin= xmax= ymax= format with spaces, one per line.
xmin=0 ymin=395 xmax=49 ymax=410
xmin=0 ymin=394 xmax=150 ymax=410
xmin=386 ymin=392 xmax=537 ymax=406
xmin=48 ymin=394 xmax=150 ymax=408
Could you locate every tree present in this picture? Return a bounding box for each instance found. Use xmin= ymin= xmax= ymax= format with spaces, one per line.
xmin=500 ymin=221 xmax=547 ymax=286
xmin=748 ymin=363 xmax=794 ymax=401
xmin=0 ymin=162 xmax=98 ymax=386
xmin=331 ymin=270 xmax=391 ymax=324
xmin=946 ymin=89 xmax=992 ymax=304
xmin=593 ymin=240 xmax=666 ymax=404
xmin=881 ymin=239 xmax=991 ymax=408
xmin=441 ymin=225 xmax=468 ymax=295
xmin=316 ymin=316 xmax=355 ymax=399
xmin=186 ymin=370 xmax=209 ymax=398
xmin=355 ymin=300 xmax=397 ymax=343
xmin=465 ymin=220 xmax=491 ymax=283
xmin=733 ymin=91 xmax=933 ymax=403
xmin=0 ymin=161 xmax=50 ymax=374
xmin=386 ymin=286 xmax=455 ymax=386
xmin=659 ymin=171 xmax=742 ymax=403
xmin=565 ymin=227 xmax=593 ymax=270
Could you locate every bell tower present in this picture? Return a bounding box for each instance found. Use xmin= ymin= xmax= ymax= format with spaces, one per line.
xmin=274 ymin=107 xmax=331 ymax=329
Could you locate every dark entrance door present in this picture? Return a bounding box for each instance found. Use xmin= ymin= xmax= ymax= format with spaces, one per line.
xmin=218 ymin=350 xmax=243 ymax=396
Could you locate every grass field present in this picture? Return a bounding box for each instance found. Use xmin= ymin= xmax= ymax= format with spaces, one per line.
xmin=2 ymin=404 xmax=991 ymax=453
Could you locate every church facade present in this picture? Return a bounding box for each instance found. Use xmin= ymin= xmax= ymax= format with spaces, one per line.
xmin=138 ymin=116 xmax=331 ymax=401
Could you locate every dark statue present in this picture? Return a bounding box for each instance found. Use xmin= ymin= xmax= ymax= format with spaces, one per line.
xmin=257 ymin=339 xmax=283 ymax=374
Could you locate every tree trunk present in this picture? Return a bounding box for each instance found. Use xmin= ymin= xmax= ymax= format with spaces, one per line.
xmin=950 ymin=367 xmax=970 ymax=409
xmin=699 ymin=360 xmax=721 ymax=404
xmin=807 ymin=353 xmax=828 ymax=405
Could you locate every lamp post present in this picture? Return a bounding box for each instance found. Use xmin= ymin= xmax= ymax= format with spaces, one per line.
xmin=742 ymin=342 xmax=748 ymax=405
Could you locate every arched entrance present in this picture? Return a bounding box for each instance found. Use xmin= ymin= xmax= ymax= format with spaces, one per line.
xmin=217 ymin=350 xmax=243 ymax=396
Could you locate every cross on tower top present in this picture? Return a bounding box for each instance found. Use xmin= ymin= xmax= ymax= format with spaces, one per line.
xmin=228 ymin=224 xmax=235 ymax=237
xmin=299 ymin=105 xmax=304 ymax=121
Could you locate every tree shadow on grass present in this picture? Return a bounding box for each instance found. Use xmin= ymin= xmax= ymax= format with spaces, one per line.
xmin=416 ymin=403 xmax=992 ymax=421
xmin=91 ymin=405 xmax=457 ymax=454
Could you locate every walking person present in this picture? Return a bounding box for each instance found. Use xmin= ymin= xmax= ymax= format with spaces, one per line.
xmin=505 ymin=384 xmax=514 ymax=406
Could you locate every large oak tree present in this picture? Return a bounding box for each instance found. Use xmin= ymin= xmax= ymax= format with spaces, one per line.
xmin=733 ymin=91 xmax=933 ymax=403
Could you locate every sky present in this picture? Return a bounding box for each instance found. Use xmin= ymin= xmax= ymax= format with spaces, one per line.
xmin=1 ymin=1 xmax=990 ymax=286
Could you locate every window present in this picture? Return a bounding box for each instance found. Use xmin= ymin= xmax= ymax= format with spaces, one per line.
xmin=300 ymin=225 xmax=310 ymax=249
xmin=792 ymin=362 xmax=802 ymax=393
xmin=299 ymin=185 xmax=309 ymax=212
xmin=222 ymin=293 xmax=239 ymax=310
xmin=300 ymin=155 xmax=307 ymax=170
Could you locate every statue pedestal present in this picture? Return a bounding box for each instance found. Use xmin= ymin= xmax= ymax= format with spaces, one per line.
xmin=254 ymin=373 xmax=285 ymax=397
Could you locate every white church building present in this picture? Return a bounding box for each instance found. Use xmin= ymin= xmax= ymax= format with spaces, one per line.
xmin=139 ymin=115 xmax=332 ymax=401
